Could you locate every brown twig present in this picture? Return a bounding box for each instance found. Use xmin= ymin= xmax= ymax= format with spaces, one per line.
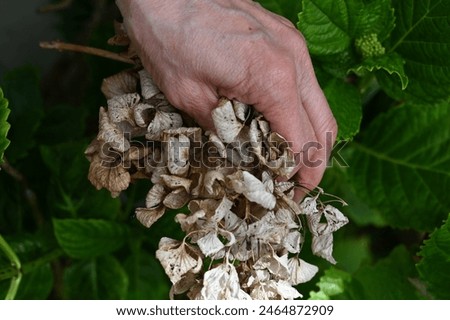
xmin=40 ymin=41 xmax=135 ymax=65
xmin=0 ymin=159 xmax=45 ymax=228
xmin=37 ymin=0 xmax=73 ymax=13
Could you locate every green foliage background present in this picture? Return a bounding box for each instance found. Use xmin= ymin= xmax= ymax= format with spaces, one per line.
xmin=0 ymin=0 xmax=449 ymax=300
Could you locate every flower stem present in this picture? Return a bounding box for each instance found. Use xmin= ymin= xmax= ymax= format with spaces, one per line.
xmin=0 ymin=234 xmax=22 ymax=300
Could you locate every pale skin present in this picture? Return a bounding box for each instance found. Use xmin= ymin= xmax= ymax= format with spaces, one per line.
xmin=116 ymin=0 xmax=337 ymax=200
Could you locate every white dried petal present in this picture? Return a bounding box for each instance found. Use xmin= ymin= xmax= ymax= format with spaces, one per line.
xmin=197 ymin=232 xmax=225 ymax=257
xmin=136 ymin=206 xmax=166 ymax=228
xmin=98 ymin=107 xmax=130 ymax=152
xmin=213 ymin=196 xmax=234 ymax=222
xmin=253 ymin=254 xmax=290 ymax=280
xmin=299 ymin=196 xmax=319 ymax=215
xmin=133 ymin=103 xmax=155 ymax=127
xmin=200 ymin=263 xmax=251 ymax=300
xmin=156 ymin=238 xmax=201 ymax=284
xmin=139 ymin=69 xmax=160 ymax=99
xmin=146 ymin=111 xmax=183 ymax=140
xmin=207 ymin=132 xmax=227 ymax=158
xmin=261 ymin=171 xmax=274 ymax=194
xmin=250 ymin=280 xmax=301 ymax=300
xmin=276 ymin=208 xmax=299 ymax=229
xmin=311 ymin=233 xmax=336 ymax=264
xmin=233 ymin=100 xmax=249 ymax=122
xmin=320 ymin=205 xmax=349 ymax=233
xmin=211 ymin=98 xmax=243 ymax=143
xmin=274 ymin=181 xmax=295 ymax=194
xmin=283 ymin=230 xmax=301 ymax=253
xmin=228 ymin=171 xmax=276 ymax=210
xmin=250 ymin=281 xmax=278 ymax=300
xmin=161 ymin=174 xmax=192 ymax=192
xmin=167 ymin=134 xmax=190 ymax=176
xmin=288 ymin=257 xmax=319 ymax=285
xmin=163 ymin=188 xmax=190 ymax=209
xmin=275 ymin=280 xmax=302 ymax=300
xmin=146 ymin=184 xmax=166 ymax=208
xmin=257 ymin=117 xmax=270 ymax=136
xmin=107 ymin=93 xmax=140 ymax=124
xmin=175 ymin=210 xmax=206 ymax=233
xmin=203 ymin=170 xmax=225 ymax=196
xmin=101 ymin=71 xmax=138 ymax=99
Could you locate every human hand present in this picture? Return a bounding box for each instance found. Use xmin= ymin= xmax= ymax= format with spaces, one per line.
xmin=116 ymin=0 xmax=337 ymax=200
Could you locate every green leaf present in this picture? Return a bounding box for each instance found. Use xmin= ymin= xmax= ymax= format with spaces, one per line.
xmin=348 ymin=246 xmax=422 ymax=299
xmin=256 ymin=0 xmax=302 ymax=24
xmin=320 ymin=166 xmax=387 ymax=227
xmin=298 ymin=0 xmax=356 ymax=56
xmin=353 ymin=0 xmax=395 ymax=41
xmin=14 ymin=264 xmax=53 ymax=299
xmin=350 ymin=53 xmax=408 ymax=89
xmin=348 ymin=103 xmax=450 ymax=231
xmin=124 ymin=247 xmax=170 ymax=299
xmin=0 ymin=66 xmax=44 ymax=163
xmin=322 ymin=78 xmax=362 ymax=141
xmin=0 ymin=88 xmax=11 ymax=164
xmin=417 ymin=214 xmax=450 ymax=299
xmin=381 ymin=0 xmax=450 ymax=103
xmin=309 ymin=267 xmax=351 ymax=300
xmin=63 ymin=255 xmax=129 ymax=299
xmin=53 ymin=219 xmax=130 ymax=258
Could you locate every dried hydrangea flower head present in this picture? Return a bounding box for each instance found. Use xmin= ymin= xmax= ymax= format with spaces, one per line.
xmin=86 ymin=47 xmax=348 ymax=300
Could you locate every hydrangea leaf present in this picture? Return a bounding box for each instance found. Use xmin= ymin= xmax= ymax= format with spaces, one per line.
xmin=297 ymin=0 xmax=357 ymax=56
xmin=417 ymin=214 xmax=450 ymax=299
xmin=124 ymin=248 xmax=170 ymax=299
xmin=309 ymin=267 xmax=351 ymax=300
xmin=348 ymin=103 xmax=450 ymax=231
xmin=379 ymin=0 xmax=450 ymax=103
xmin=0 ymin=67 xmax=44 ymax=163
xmin=348 ymin=246 xmax=422 ymax=299
xmin=349 ymin=53 xmax=408 ymax=89
xmin=0 ymin=88 xmax=11 ymax=164
xmin=63 ymin=255 xmax=129 ymax=299
xmin=321 ymin=78 xmax=362 ymax=141
xmin=353 ymin=0 xmax=395 ymax=41
xmin=53 ymin=219 xmax=130 ymax=258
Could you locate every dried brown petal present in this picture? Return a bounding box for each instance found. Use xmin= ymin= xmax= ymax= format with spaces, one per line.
xmin=163 ymin=188 xmax=190 ymax=209
xmin=161 ymin=174 xmax=192 ymax=192
xmin=136 ymin=206 xmax=166 ymax=228
xmin=88 ymin=153 xmax=130 ymax=198
xmin=107 ymin=93 xmax=140 ymax=124
xmin=101 ymin=71 xmax=137 ymax=99
xmin=146 ymin=183 xmax=167 ymax=208
xmin=133 ymin=103 xmax=155 ymax=128
xmin=98 ymin=107 xmax=130 ymax=152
